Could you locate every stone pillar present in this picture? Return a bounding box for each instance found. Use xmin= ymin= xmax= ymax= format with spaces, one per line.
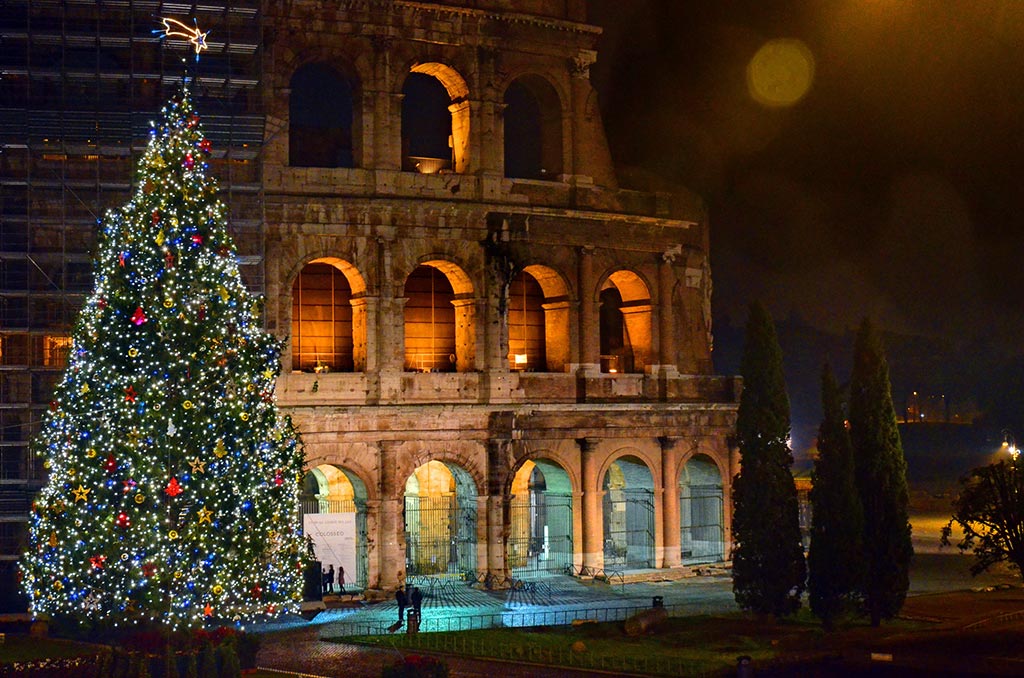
xmin=542 ymin=300 xmax=571 ymax=372
xmin=363 ymin=498 xmax=381 ymax=590
xmin=620 ymin=304 xmax=652 ymax=373
xmin=451 ymin=297 xmax=477 ymax=372
xmin=657 ymin=251 xmax=678 ymax=375
xmin=370 ymin=36 xmax=401 ymax=171
xmin=577 ymin=246 xmax=599 ymax=372
xmin=486 ymin=494 xmax=504 ymax=577
xmin=579 ymin=438 xmax=603 ymax=573
xmin=567 ymin=50 xmax=597 ymax=181
xmin=660 ymin=437 xmax=682 ymax=568
xmin=377 ymin=441 xmax=405 ymax=590
xmin=449 ymin=100 xmax=471 ymax=174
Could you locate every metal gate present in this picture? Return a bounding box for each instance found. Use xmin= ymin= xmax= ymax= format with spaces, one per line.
xmin=508 ymin=492 xmax=572 ymax=574
xmin=300 ymin=497 xmax=369 ymax=588
xmin=679 ymin=485 xmax=724 ymax=565
xmin=404 ymin=494 xmax=477 ymax=576
xmin=603 ymin=488 xmax=654 ymax=569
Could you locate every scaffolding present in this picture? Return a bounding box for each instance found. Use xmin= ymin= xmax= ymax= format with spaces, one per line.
xmin=0 ymin=0 xmax=265 ymax=608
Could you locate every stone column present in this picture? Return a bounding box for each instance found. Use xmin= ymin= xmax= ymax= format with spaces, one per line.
xmin=660 ymin=437 xmax=682 ymax=568
xmin=370 ymin=36 xmax=401 ymax=171
xmin=579 ymin=438 xmax=603 ymax=573
xmin=377 ymin=441 xmax=405 ymax=590
xmin=451 ymin=297 xmax=477 ymax=372
xmin=577 ymin=246 xmax=599 ymax=372
xmin=567 ymin=50 xmax=597 ymax=182
xmin=657 ymin=251 xmax=678 ymax=375
xmin=542 ymin=300 xmax=571 ymax=372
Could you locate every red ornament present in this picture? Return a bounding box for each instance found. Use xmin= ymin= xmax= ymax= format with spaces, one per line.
xmin=104 ymin=453 xmax=117 ymax=473
xmin=190 ymin=114 xmax=200 ymax=127
xmin=165 ymin=477 xmax=183 ymax=497
xmin=199 ymin=138 xmax=212 ymax=154
xmin=152 ymin=210 xmax=160 ymax=224
xmin=119 ymin=252 xmax=127 ymax=267
xmin=183 ymin=153 xmax=194 ymax=170
xmin=251 ymin=584 xmax=262 ymax=599
xmin=115 ymin=512 xmax=130 ymax=529
xmin=204 ymin=603 xmax=214 ymax=617
xmin=124 ymin=386 xmax=136 ymax=403
xmin=274 ymin=473 xmax=283 ymax=487
xmin=191 ymin=234 xmax=204 ymax=246
xmin=198 ymin=304 xmax=206 ymax=321
xmin=90 ymin=555 xmax=106 ymax=569
xmin=122 ymin=478 xmax=137 ymax=493
xmin=131 ymin=307 xmax=147 ymax=326
xmin=49 ymin=400 xmax=59 ymax=412
xmin=165 ymin=251 xmax=175 ymax=268
xmin=142 ymin=563 xmax=157 ymax=578
xmin=97 ymin=297 xmax=107 ymax=309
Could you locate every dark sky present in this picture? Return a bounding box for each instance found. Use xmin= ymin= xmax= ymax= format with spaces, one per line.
xmin=588 ymin=1 xmax=1024 ymax=356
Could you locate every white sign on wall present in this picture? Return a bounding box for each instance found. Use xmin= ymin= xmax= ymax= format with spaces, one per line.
xmin=304 ymin=512 xmax=357 ymax=586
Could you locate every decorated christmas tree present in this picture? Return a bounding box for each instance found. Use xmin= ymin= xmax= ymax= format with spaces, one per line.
xmin=21 ymin=82 xmax=306 ymax=630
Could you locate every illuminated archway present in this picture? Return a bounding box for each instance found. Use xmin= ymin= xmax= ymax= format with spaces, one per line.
xmin=404 ymin=460 xmax=478 ymax=576
xmin=679 ymin=455 xmax=724 ymax=565
xmin=599 ymin=270 xmax=652 ymax=374
xmin=291 ymin=258 xmax=368 ymax=372
xmin=403 ymin=260 xmax=475 ymax=372
xmin=509 ymin=265 xmax=570 ymax=372
xmin=602 ymin=455 xmax=655 ymax=569
xmin=300 ymin=464 xmax=369 ymax=589
xmin=507 ymin=458 xmax=573 ymax=574
xmin=402 ymin=63 xmax=470 ymax=174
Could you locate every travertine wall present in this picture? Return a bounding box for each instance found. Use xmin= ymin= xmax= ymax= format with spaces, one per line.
xmin=262 ymin=0 xmax=737 ymax=594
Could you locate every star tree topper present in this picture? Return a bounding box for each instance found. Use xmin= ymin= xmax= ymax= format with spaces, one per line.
xmin=158 ymin=17 xmax=209 ymax=56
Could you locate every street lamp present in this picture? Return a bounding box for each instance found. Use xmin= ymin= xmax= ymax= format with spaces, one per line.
xmin=1002 ymin=429 xmax=1018 ymax=459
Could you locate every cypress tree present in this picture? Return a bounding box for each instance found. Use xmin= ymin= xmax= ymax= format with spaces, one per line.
xmin=731 ymin=302 xmax=806 ymax=616
xmin=808 ymin=363 xmax=865 ymax=629
xmin=848 ymin=318 xmax=913 ymax=626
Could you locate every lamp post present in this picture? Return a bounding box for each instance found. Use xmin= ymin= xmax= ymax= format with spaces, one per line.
xmin=1002 ymin=429 xmax=1018 ymax=460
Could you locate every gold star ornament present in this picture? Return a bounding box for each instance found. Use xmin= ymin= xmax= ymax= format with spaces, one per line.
xmin=71 ymin=484 xmax=91 ymax=503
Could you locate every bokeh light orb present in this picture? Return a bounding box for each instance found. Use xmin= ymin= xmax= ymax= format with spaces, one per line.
xmin=747 ymin=38 xmax=815 ymax=108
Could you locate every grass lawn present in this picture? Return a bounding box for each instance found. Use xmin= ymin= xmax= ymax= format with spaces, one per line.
xmin=336 ymin=611 xmax=903 ymax=676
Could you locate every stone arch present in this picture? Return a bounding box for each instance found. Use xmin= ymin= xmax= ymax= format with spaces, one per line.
xmin=598 ymin=269 xmax=653 ymax=374
xmin=291 ymin=257 xmax=369 ymax=372
xmin=507 ymin=456 xmax=574 ymax=574
xmin=508 ymin=264 xmax=571 ymax=372
xmin=502 ymin=73 xmax=564 ymax=180
xmin=404 ymin=459 xmax=479 ymax=576
xmin=403 ymin=259 xmax=476 ymax=372
xmin=300 ymin=463 xmax=370 ymax=589
xmin=289 ymin=61 xmax=360 ymax=168
xmin=601 ymin=453 xmax=656 ymax=569
xmin=678 ymin=454 xmax=725 ymax=565
xmin=401 ymin=62 xmax=471 ymax=174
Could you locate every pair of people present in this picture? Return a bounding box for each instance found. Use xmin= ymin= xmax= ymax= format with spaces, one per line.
xmin=395 ymin=585 xmax=423 ymax=622
xmin=321 ymin=564 xmax=347 ymax=594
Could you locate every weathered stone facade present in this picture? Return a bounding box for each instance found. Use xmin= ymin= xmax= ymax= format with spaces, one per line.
xmin=264 ymin=0 xmax=739 ymax=594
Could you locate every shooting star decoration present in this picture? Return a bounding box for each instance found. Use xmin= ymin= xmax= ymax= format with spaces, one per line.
xmin=157 ymin=17 xmax=209 ymax=57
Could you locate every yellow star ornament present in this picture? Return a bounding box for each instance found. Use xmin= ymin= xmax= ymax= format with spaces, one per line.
xmin=71 ymin=485 xmax=91 ymax=503
xmin=197 ymin=507 xmax=213 ymax=524
xmin=189 ymin=457 xmax=206 ymax=474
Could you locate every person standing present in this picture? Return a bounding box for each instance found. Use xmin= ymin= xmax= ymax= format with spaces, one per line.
xmin=338 ymin=565 xmax=346 ymax=594
xmin=326 ymin=564 xmax=335 ymax=594
xmin=395 ymin=585 xmax=408 ymax=624
xmin=321 ymin=566 xmax=329 ymax=595
xmin=410 ymin=585 xmax=423 ymax=616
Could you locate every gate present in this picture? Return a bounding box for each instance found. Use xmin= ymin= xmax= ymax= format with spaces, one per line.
xmin=405 ymin=494 xmax=477 ymax=575
xmin=300 ymin=497 xmax=368 ymax=588
xmin=603 ymin=488 xmax=654 ymax=569
xmin=679 ymin=484 xmax=724 ymax=564
xmin=508 ymin=492 xmax=572 ymax=574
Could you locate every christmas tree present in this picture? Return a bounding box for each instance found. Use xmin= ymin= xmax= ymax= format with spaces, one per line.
xmin=21 ymin=82 xmax=306 ymax=630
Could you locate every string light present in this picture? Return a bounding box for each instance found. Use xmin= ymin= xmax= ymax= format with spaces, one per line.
xmin=21 ymin=81 xmax=306 ymax=630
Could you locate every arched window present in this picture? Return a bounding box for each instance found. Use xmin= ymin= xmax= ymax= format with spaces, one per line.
xmin=402 ymin=64 xmax=470 ymax=174
xmin=403 ymin=261 xmax=476 ymax=372
xmin=509 ymin=265 xmax=570 ymax=372
xmin=404 ymin=460 xmax=478 ymax=575
xmin=503 ymin=75 xmax=563 ymax=180
xmin=289 ymin=63 xmax=356 ymax=168
xmin=599 ymin=271 xmax=652 ymax=374
xmin=291 ymin=259 xmax=367 ymax=372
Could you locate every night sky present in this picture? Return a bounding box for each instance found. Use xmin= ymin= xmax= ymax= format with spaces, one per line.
xmin=588 ymin=1 xmax=1024 ymax=445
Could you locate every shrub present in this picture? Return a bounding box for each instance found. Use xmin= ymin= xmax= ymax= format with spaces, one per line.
xmin=381 ymin=654 xmax=449 ymax=678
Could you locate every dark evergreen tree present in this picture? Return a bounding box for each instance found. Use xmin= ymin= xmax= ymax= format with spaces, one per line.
xmin=848 ymin=318 xmax=913 ymax=626
xmin=808 ymin=363 xmax=864 ymax=629
xmin=732 ymin=302 xmax=806 ymax=616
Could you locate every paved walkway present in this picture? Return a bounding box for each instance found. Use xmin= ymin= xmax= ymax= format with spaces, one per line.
xmin=253 ymin=545 xmax=1022 ymax=677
